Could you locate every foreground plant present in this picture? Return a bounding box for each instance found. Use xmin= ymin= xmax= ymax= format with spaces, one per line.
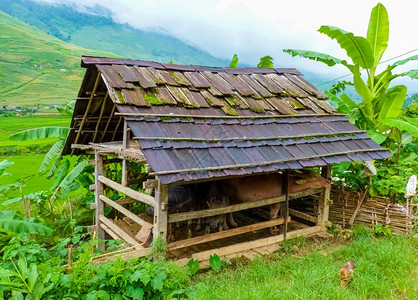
xmin=284 ymin=3 xmax=417 ymax=156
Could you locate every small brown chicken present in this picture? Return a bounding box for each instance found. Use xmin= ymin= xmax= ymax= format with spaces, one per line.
xmin=339 ymin=261 xmax=355 ymax=287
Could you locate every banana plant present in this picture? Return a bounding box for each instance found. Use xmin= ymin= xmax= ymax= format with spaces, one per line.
xmin=283 ymin=3 xmax=418 ymax=151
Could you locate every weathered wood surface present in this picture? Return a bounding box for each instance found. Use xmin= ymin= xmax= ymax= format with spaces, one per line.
xmin=169 ymin=188 xmax=324 ymax=223
xmin=168 ymin=217 xmax=291 ymax=250
xmin=98 ymin=175 xmax=155 ymax=206
xmin=150 ymin=148 xmax=388 ymax=176
xmin=94 ymin=152 xmax=105 ymax=249
xmin=99 ymin=215 xmax=143 ymax=248
xmin=99 ymin=195 xmax=151 ymax=227
xmin=72 ymin=141 xmax=146 ymax=163
xmin=317 ymin=165 xmax=331 ymax=228
xmin=176 ymin=226 xmax=322 ymax=264
xmin=153 ymin=179 xmax=169 ymax=240
xmin=116 ymin=112 xmax=347 ymax=119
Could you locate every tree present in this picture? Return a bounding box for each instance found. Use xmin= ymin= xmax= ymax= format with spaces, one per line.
xmin=283 ymin=3 xmax=417 ymax=161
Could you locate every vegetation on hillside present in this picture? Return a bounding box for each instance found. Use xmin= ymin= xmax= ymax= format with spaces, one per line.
xmin=0 ymin=11 xmax=116 ymax=106
xmin=0 ymin=0 xmax=227 ymax=67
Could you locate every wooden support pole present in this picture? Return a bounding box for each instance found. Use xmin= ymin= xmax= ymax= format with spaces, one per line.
xmin=318 ymin=164 xmax=332 ymax=228
xmin=121 ymin=121 xmax=129 ymax=187
xmin=71 ymin=72 xmax=101 ymax=155
xmin=153 ymin=179 xmax=169 ymax=240
xmin=95 ymin=151 xmax=105 ymax=250
xmin=283 ymin=170 xmax=289 ymax=240
xmin=98 ymin=175 xmax=155 ymax=206
xmin=111 ymin=116 xmax=123 ymax=142
xmin=93 ymin=92 xmax=108 ymax=142
xmin=100 ymin=105 xmax=116 ymax=143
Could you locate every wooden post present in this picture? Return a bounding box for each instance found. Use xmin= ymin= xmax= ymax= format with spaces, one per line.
xmin=95 ymin=151 xmax=105 ymax=250
xmin=121 ymin=121 xmax=129 ymax=187
xmin=318 ymin=164 xmax=332 ymax=228
xmin=282 ymin=170 xmax=289 ymax=240
xmin=153 ymin=178 xmax=169 ymax=241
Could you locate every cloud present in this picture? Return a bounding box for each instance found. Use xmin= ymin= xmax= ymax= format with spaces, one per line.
xmin=37 ymin=0 xmax=418 ymax=89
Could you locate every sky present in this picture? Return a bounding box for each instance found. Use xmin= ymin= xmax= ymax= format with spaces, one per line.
xmin=41 ymin=0 xmax=418 ymax=90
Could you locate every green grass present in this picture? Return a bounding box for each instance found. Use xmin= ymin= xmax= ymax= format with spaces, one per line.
xmin=188 ymin=235 xmax=417 ymax=299
xmin=0 ymin=154 xmax=53 ymax=201
xmin=0 ymin=116 xmax=70 ymax=147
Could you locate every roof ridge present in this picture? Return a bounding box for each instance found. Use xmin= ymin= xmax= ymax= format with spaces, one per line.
xmin=81 ymin=55 xmax=301 ymax=75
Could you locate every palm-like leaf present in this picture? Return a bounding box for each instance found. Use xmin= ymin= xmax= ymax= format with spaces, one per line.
xmin=257 ymin=55 xmax=274 ymax=68
xmin=318 ymin=26 xmax=374 ymax=69
xmin=367 ymin=3 xmax=389 ymax=66
xmin=9 ymin=127 xmax=70 ymax=141
xmin=400 ymin=70 xmax=418 ymax=80
xmin=380 ymin=118 xmax=418 ymax=137
xmin=0 ymin=160 xmax=13 ymax=176
xmin=229 ymin=54 xmax=239 ymax=68
xmin=393 ymin=55 xmax=418 ymax=67
xmin=50 ymin=160 xmax=88 ymax=200
xmin=38 ymin=139 xmax=65 ymax=173
xmin=283 ymin=49 xmax=345 ymax=67
xmin=377 ymin=85 xmax=407 ymax=121
xmin=0 ymin=214 xmax=53 ymax=235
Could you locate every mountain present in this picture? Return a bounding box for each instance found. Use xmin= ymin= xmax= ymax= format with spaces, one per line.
xmin=0 ymin=11 xmax=116 ymax=106
xmin=0 ymin=0 xmax=227 ymax=66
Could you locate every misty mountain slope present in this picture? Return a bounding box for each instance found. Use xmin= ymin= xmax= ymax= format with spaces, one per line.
xmin=0 ymin=11 xmax=116 ymax=106
xmin=0 ymin=0 xmax=227 ymax=66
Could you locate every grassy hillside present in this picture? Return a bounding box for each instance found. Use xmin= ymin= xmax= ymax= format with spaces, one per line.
xmin=0 ymin=11 xmax=117 ymax=106
xmin=0 ymin=0 xmax=227 ymax=67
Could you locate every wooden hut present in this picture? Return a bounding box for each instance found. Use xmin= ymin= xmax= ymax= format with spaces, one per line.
xmin=63 ymin=56 xmax=390 ymax=262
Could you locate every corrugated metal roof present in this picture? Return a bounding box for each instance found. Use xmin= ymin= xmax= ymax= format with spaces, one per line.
xmin=63 ymin=56 xmax=390 ymax=184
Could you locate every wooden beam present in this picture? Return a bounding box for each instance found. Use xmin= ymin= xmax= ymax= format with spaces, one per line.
xmin=99 ymin=194 xmax=150 ymax=227
xmin=168 ymin=217 xmax=291 ymax=250
xmin=283 ymin=170 xmax=289 ymax=240
xmin=150 ymin=148 xmax=388 ymax=176
xmin=93 ymin=92 xmax=109 ymax=142
xmin=100 ymin=105 xmax=116 ymax=143
xmin=94 ymin=151 xmax=105 ymax=250
xmin=134 ymin=130 xmax=367 ymax=143
xmin=318 ymin=164 xmax=332 ymax=228
xmin=116 ymin=112 xmax=348 ymax=119
xmin=121 ymin=121 xmax=129 ymax=187
xmin=191 ymin=226 xmax=322 ymax=261
xmin=289 ymin=209 xmax=317 ymax=223
xmin=169 ymin=188 xmax=324 ymax=223
xmin=111 ymin=116 xmax=123 ymax=141
xmin=98 ymin=175 xmax=155 ymax=207
xmin=99 ymin=215 xmax=142 ymax=248
xmin=153 ymin=179 xmax=169 ymax=240
xmin=100 ymin=223 xmax=121 ymax=240
xmin=114 ymin=197 xmax=137 ymax=206
xmin=71 ymin=72 xmax=101 ymax=155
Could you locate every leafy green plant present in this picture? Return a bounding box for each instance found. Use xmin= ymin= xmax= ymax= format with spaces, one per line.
xmin=229 ymin=54 xmax=239 ymax=67
xmin=284 ymin=3 xmax=417 ymax=157
xmin=0 ymin=255 xmax=45 ymax=299
xmin=149 ymin=235 xmax=168 ymax=262
xmin=257 ymin=55 xmax=274 ymax=68
xmin=374 ymin=224 xmax=392 ymax=237
xmin=187 ymin=258 xmax=200 ymax=275
xmin=209 ymin=254 xmax=224 ymax=272
xmin=0 ymin=211 xmax=53 ymax=235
